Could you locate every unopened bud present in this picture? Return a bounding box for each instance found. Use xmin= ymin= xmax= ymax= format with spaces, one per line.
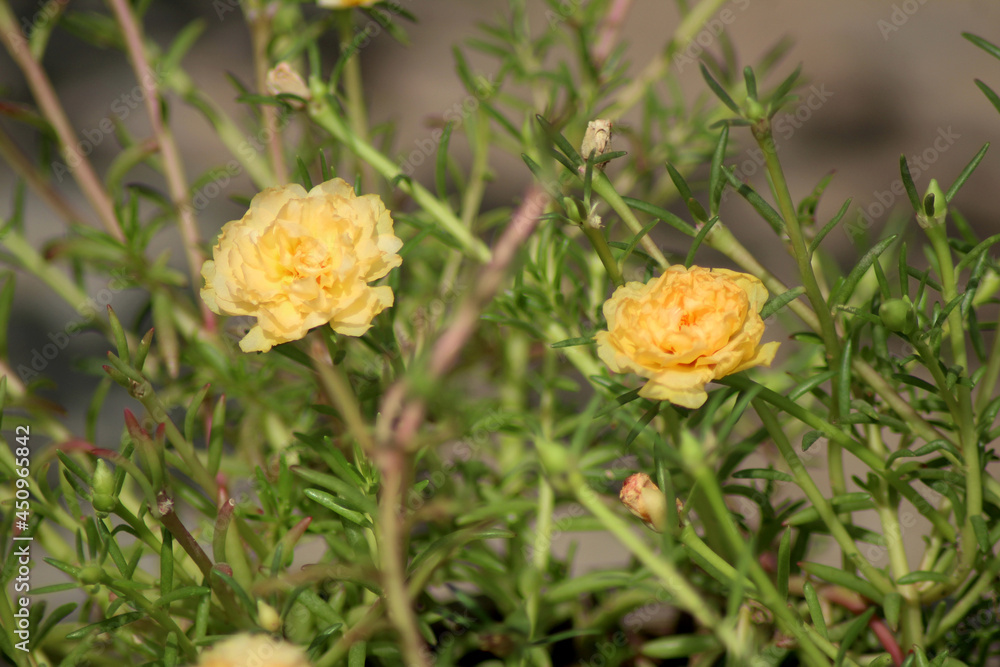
xmin=879 ymin=297 xmax=916 ymax=335
xmin=580 ymin=119 xmax=613 ymax=166
xmin=620 ymin=473 xmax=667 ymax=532
xmin=917 ymin=178 xmax=947 ymax=229
xmin=266 ymin=63 xmax=310 ymax=108
xmin=257 ymin=600 xmax=282 ymax=633
xmin=79 ymin=565 xmax=103 ymax=585
xmin=91 ymin=460 xmax=117 ymax=516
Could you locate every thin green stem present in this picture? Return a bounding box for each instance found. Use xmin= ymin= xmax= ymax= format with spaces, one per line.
xmin=975 ymin=313 xmax=1000 ymax=413
xmin=307 ymin=83 xmax=491 ymax=263
xmin=309 ymin=333 xmax=376 ymax=454
xmin=0 ymin=2 xmax=122 ymax=241
xmin=248 ymin=0 xmax=288 ymax=184
xmin=677 ymin=433 xmax=830 ymax=667
xmin=108 ymin=0 xmax=212 ymax=325
xmin=926 ymin=554 xmax=1000 ymax=644
xmin=591 ymin=172 xmax=669 ymax=269
xmin=753 ymin=125 xmax=847 ymax=543
xmin=851 ymin=358 xmax=958 ymax=447
xmin=338 ymin=11 xmax=374 ymax=190
xmin=582 ymin=224 xmax=625 ymax=287
xmin=752 ymin=127 xmax=839 ymax=359
xmin=753 ymin=399 xmax=894 ymax=595
xmin=526 ymin=477 xmax=554 ymax=640
xmin=568 ymin=470 xmax=747 ymax=657
xmin=376 ymin=448 xmax=429 ymax=667
xmin=928 ymin=225 xmax=982 ymax=572
xmin=866 ymin=424 xmax=923 ymax=649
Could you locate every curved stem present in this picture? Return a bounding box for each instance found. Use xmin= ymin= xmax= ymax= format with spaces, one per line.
xmin=107 ymin=0 xmax=213 ymax=327
xmin=568 ymin=469 xmax=749 ymax=658
xmin=308 ymin=87 xmax=491 ymax=263
xmin=248 ymin=0 xmax=288 ymax=184
xmin=676 ymin=431 xmax=830 ymax=667
xmin=752 ymin=400 xmax=894 ymax=596
xmin=0 ymin=2 xmax=122 ymax=241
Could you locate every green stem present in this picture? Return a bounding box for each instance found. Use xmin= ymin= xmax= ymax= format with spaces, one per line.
xmin=526 ymin=477 xmax=554 ymax=640
xmin=752 ymin=126 xmax=839 ymax=359
xmin=591 ymin=172 xmax=668 ymax=269
xmin=307 ymin=84 xmax=491 ymax=263
xmin=337 ymin=10 xmax=374 ymax=190
xmin=582 ymin=224 xmax=624 ymax=287
xmin=0 ymin=2 xmax=122 ymax=241
xmin=752 ymin=399 xmax=894 ymax=595
xmin=376 ymin=448 xmax=430 ymax=667
xmin=852 ymin=359 xmax=958 ymax=448
xmin=677 ymin=432 xmax=831 ymax=667
xmin=866 ymin=425 xmax=923 ymax=649
xmin=927 ymin=226 xmax=982 ymax=572
xmin=248 ymin=0 xmax=288 ymax=184
xmin=975 ymin=312 xmax=1000 ymax=413
xmin=926 ymin=554 xmax=1000 ymax=644
xmin=310 ymin=333 xmax=376 ymax=454
xmin=753 ymin=123 xmax=847 ymax=536
xmin=569 ymin=471 xmax=743 ymax=656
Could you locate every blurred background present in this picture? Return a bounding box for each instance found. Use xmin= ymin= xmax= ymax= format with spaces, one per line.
xmin=2 ymin=0 xmax=1000 ymax=572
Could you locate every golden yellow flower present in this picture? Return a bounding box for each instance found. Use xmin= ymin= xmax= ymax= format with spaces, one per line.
xmin=595 ymin=266 xmax=779 ymax=409
xmin=201 ymin=178 xmax=402 ymax=353
xmin=194 ymin=634 xmax=310 ymax=667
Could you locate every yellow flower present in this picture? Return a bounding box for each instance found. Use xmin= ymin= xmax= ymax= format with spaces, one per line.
xmin=595 ymin=266 xmax=779 ymax=409
xmin=194 ymin=634 xmax=310 ymax=667
xmin=201 ymin=178 xmax=402 ymax=353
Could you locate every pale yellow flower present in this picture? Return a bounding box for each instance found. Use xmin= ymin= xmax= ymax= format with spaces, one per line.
xmin=595 ymin=266 xmax=779 ymax=409
xmin=201 ymin=178 xmax=402 ymax=353
xmin=194 ymin=634 xmax=310 ymax=667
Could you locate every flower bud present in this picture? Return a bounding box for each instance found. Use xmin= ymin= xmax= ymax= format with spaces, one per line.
xmin=917 ymin=178 xmax=947 ymax=229
xmin=257 ymin=600 xmax=282 ymax=633
xmin=265 ymin=63 xmax=310 ymax=109
xmin=619 ymin=473 xmax=667 ymax=532
xmin=79 ymin=565 xmax=103 ymax=585
xmin=580 ymin=119 xmax=613 ymax=165
xmin=879 ymin=297 xmax=916 ymax=335
xmin=91 ymin=459 xmax=117 ymax=516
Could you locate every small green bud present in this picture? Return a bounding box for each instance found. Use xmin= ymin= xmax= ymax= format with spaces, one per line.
xmin=536 ymin=438 xmax=570 ymax=476
xmin=92 ymin=460 xmax=114 ymax=496
xmin=745 ymin=97 xmax=766 ymax=121
xmin=257 ymin=600 xmax=282 ymax=633
xmin=879 ymin=297 xmax=917 ymax=335
xmin=91 ymin=460 xmax=117 ymax=516
xmin=917 ymin=178 xmax=947 ymax=229
xmin=79 ymin=565 xmax=103 ymax=585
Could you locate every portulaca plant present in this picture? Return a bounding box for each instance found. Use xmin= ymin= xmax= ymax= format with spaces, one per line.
xmin=2 ymin=1 xmax=1000 ymax=666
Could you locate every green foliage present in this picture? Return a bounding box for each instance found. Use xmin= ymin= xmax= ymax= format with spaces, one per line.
xmin=2 ymin=2 xmax=1000 ymax=667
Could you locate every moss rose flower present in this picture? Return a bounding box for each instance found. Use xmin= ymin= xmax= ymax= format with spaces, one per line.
xmin=201 ymin=178 xmax=402 ymax=353
xmin=194 ymin=634 xmax=310 ymax=667
xmin=595 ymin=266 xmax=779 ymax=409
